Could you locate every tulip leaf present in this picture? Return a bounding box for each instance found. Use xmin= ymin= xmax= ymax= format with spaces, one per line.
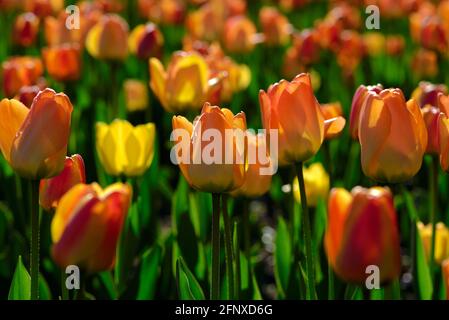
xmin=39 ymin=273 xmax=52 ymax=300
xmin=137 ymin=245 xmax=162 ymax=300
xmin=274 ymin=217 xmax=291 ymax=299
xmin=176 ymin=257 xmax=205 ymax=300
xmin=238 ymin=250 xmax=262 ymax=300
xmin=416 ymin=224 xmax=433 ymax=300
xmin=8 ymin=255 xmax=31 ymax=300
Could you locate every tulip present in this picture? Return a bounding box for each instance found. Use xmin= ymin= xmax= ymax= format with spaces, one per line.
xmin=320 ymin=102 xmax=346 ymax=140
xmin=417 ymin=222 xmax=449 ymax=265
xmin=411 ymin=49 xmax=438 ymax=78
xmin=412 ymin=81 xmax=448 ymax=108
xmin=443 ymin=259 xmax=449 ymax=300
xmin=422 ymin=106 xmax=441 ymax=154
xmin=51 ymin=182 xmax=132 ymax=273
xmin=385 ymin=35 xmax=405 ymax=56
xmin=149 ymin=52 xmax=214 ymax=113
xmin=223 ymin=15 xmax=257 ymax=53
xmin=358 ymin=88 xmax=427 ymax=183
xmin=23 ymin=0 xmax=64 ymax=17
xmin=259 ymin=73 xmax=343 ymax=166
xmin=438 ymin=94 xmax=449 ymax=171
xmin=96 ymin=119 xmax=155 ymax=177
xmin=362 ymin=32 xmax=385 ymax=56
xmin=39 ymin=154 xmax=86 ymax=211
xmin=86 ymin=14 xmax=129 ymax=61
xmin=15 ymin=85 xmax=42 ymax=108
xmin=349 ymin=84 xmax=383 ymax=140
xmin=42 ymin=43 xmax=82 ymax=82
xmin=172 ymin=103 xmax=246 ymax=193
xmin=2 ymin=56 xmax=44 ymax=98
xmin=13 ymin=12 xmax=40 ymax=47
xmin=0 ymin=88 xmax=73 ymax=179
xmin=128 ymin=23 xmax=164 ymax=60
xmin=292 ymin=162 xmax=329 ymax=207
xmin=259 ymin=7 xmax=291 ymax=46
xmin=325 ymin=187 xmax=401 ymax=284
xmin=123 ymin=79 xmax=149 ymax=112
xmin=230 ymin=132 xmax=272 ymax=198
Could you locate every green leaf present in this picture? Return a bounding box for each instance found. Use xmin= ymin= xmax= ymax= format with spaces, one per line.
xmin=39 ymin=273 xmax=52 ymax=300
xmin=8 ymin=256 xmax=31 ymax=300
xmin=274 ymin=217 xmax=291 ymax=298
xmin=176 ymin=257 xmax=205 ymax=300
xmin=137 ymin=245 xmax=162 ymax=300
xmin=416 ymin=224 xmax=433 ymax=299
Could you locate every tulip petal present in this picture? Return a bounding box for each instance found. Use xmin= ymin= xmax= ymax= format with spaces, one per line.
xmin=149 ymin=58 xmax=168 ymax=110
xmin=0 ymin=99 xmax=29 ymax=162
xmin=324 ymin=116 xmax=346 ymax=139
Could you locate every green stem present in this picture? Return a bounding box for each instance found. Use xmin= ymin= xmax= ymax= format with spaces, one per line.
xmin=233 ymin=220 xmax=240 ymax=300
xmin=61 ymin=269 xmax=69 ymax=300
xmin=211 ymin=193 xmax=221 ymax=300
xmin=295 ymin=162 xmax=317 ymax=300
xmin=30 ymin=180 xmax=40 ymax=300
xmin=429 ymin=155 xmax=438 ymax=292
xmin=222 ymin=195 xmax=235 ymax=299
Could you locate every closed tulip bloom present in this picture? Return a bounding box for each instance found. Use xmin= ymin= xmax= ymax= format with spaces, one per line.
xmin=411 ymin=49 xmax=438 ymax=78
xmin=412 ymin=81 xmax=447 ymax=108
xmin=325 ymin=187 xmax=401 ymax=284
xmin=362 ymin=32 xmax=385 ymax=56
xmin=359 ymin=88 xmax=427 ymax=183
xmin=385 ymin=35 xmax=405 ymax=56
xmin=223 ymin=15 xmax=257 ymax=53
xmin=39 ymin=154 xmax=86 ymax=211
xmin=123 ymin=79 xmax=149 ymax=112
xmin=417 ymin=221 xmax=449 ymax=265
xmin=128 ymin=23 xmax=164 ymax=60
xmin=42 ymin=43 xmax=82 ymax=82
xmin=293 ymin=162 xmax=329 ymax=207
xmin=2 ymin=56 xmax=44 ymax=98
xmin=438 ymin=94 xmax=449 ymax=171
xmin=349 ymin=84 xmax=383 ymax=140
xmin=15 ymin=85 xmax=42 ymax=108
xmin=96 ymin=119 xmax=155 ymax=177
xmin=150 ymin=52 xmax=214 ymax=113
xmin=260 ymin=73 xmax=341 ymax=165
xmin=0 ymin=88 xmax=73 ymax=179
xmin=51 ymin=182 xmax=131 ymax=272
xmin=13 ymin=12 xmax=40 ymax=47
xmin=230 ymin=132 xmax=272 ymax=198
xmin=172 ymin=103 xmax=246 ymax=193
xmin=259 ymin=7 xmax=291 ymax=46
xmin=86 ymin=14 xmax=129 ymax=61
xmin=422 ymin=105 xmax=441 ymax=154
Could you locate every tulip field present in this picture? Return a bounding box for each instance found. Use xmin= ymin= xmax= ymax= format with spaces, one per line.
xmin=2 ymin=0 xmax=449 ymax=304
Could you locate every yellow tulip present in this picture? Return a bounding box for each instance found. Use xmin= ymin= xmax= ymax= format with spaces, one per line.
xmin=96 ymin=119 xmax=155 ymax=177
xmin=417 ymin=221 xmax=449 ymax=265
xmin=292 ymin=162 xmax=329 ymax=207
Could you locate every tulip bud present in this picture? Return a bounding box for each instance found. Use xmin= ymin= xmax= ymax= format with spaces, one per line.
xmin=96 ymin=120 xmax=155 ymax=177
xmin=325 ymin=187 xmax=401 ymax=284
xmin=2 ymin=56 xmax=44 ymax=98
xmin=128 ymin=23 xmax=164 ymax=60
xmin=123 ymin=79 xmax=149 ymax=112
xmin=230 ymin=132 xmax=272 ymax=198
xmin=260 ymin=73 xmax=343 ymax=165
xmin=358 ymin=88 xmax=427 ymax=183
xmin=39 ymin=154 xmax=86 ymax=211
xmin=86 ymin=14 xmax=129 ymax=61
xmin=223 ymin=15 xmax=257 ymax=53
xmin=0 ymin=88 xmax=73 ymax=179
xmin=293 ymin=162 xmax=329 ymax=207
xmin=149 ymin=52 xmax=213 ymax=113
xmin=417 ymin=222 xmax=449 ymax=265
xmin=172 ymin=103 xmax=247 ymax=193
xmin=13 ymin=12 xmax=40 ymax=47
xmin=42 ymin=43 xmax=82 ymax=82
xmin=51 ymin=182 xmax=131 ymax=273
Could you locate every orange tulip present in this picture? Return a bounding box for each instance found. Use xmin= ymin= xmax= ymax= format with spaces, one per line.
xmin=123 ymin=79 xmax=149 ymax=112
xmin=358 ymin=88 xmax=427 ymax=183
xmin=13 ymin=12 xmax=40 ymax=47
xmin=437 ymin=93 xmax=449 ymax=171
xmin=320 ymin=102 xmax=346 ymax=140
xmin=0 ymin=88 xmax=73 ymax=179
xmin=325 ymin=187 xmax=401 ymax=284
xmin=259 ymin=73 xmax=343 ymax=165
xmin=259 ymin=7 xmax=291 ymax=46
xmin=128 ymin=23 xmax=164 ymax=59
xmin=42 ymin=43 xmax=82 ymax=82
xmin=86 ymin=14 xmax=129 ymax=61
xmin=230 ymin=132 xmax=272 ymax=198
xmin=39 ymin=154 xmax=86 ymax=211
xmin=385 ymin=35 xmax=405 ymax=56
xmin=2 ymin=56 xmax=44 ymax=98
xmin=172 ymin=103 xmax=246 ymax=193
xmin=223 ymin=15 xmax=257 ymax=53
xmin=411 ymin=49 xmax=438 ymax=78
xmin=349 ymin=84 xmax=383 ymax=140
xmin=23 ymin=0 xmax=64 ymax=17
xmin=51 ymin=182 xmax=131 ymax=272
xmin=443 ymin=259 xmax=449 ymax=300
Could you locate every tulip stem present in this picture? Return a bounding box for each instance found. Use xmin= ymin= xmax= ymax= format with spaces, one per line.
xmin=211 ymin=193 xmax=221 ymax=300
xmin=296 ymin=162 xmax=317 ymax=300
xmin=429 ymin=155 xmax=439 ymax=290
xmin=30 ymin=180 xmax=40 ymax=300
xmin=222 ymin=195 xmax=235 ymax=299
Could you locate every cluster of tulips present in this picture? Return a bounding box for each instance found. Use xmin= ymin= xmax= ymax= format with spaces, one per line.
xmin=1 ymin=0 xmax=449 ymax=301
